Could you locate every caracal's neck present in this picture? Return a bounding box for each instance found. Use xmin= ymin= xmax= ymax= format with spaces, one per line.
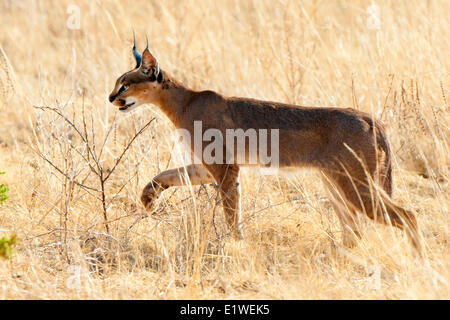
xmin=155 ymin=70 xmax=196 ymax=127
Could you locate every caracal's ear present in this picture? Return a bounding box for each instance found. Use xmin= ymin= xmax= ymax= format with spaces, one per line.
xmin=132 ymin=31 xmax=142 ymax=68
xmin=140 ymin=38 xmax=160 ymax=77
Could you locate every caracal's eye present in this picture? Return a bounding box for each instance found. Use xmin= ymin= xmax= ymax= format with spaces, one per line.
xmin=118 ymin=84 xmax=129 ymax=95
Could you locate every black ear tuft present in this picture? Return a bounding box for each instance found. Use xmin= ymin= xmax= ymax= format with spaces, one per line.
xmin=157 ymin=70 xmax=163 ymax=83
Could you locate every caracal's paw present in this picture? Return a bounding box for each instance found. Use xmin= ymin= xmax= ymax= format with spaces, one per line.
xmin=140 ymin=181 xmax=164 ymax=211
xmin=342 ymin=235 xmax=358 ymax=248
xmin=140 ymin=191 xmax=157 ymax=211
xmin=342 ymin=230 xmax=362 ymax=248
xmin=233 ymin=228 xmax=244 ymax=241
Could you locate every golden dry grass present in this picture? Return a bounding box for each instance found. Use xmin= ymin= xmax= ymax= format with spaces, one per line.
xmin=0 ymin=0 xmax=448 ymax=299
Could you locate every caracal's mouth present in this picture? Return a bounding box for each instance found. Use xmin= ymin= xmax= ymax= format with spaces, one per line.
xmin=119 ymin=101 xmax=136 ymax=111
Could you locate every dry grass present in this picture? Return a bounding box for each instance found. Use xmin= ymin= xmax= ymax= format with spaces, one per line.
xmin=0 ymin=0 xmax=448 ymax=299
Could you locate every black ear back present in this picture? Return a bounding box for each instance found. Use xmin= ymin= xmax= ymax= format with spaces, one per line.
xmin=148 ymin=73 xmax=157 ymax=82
xmin=157 ymin=70 xmax=164 ymax=83
xmin=148 ymin=70 xmax=163 ymax=83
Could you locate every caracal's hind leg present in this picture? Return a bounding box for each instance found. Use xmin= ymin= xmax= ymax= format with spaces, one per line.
xmin=376 ymin=192 xmax=423 ymax=254
xmin=322 ymin=175 xmax=362 ymax=248
xmin=206 ymin=164 xmax=243 ymax=240
xmin=141 ymin=164 xmax=215 ymax=210
xmin=325 ymin=163 xmax=423 ymax=254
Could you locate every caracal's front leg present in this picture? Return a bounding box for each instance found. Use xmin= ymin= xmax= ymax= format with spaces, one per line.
xmin=141 ymin=164 xmax=215 ymax=210
xmin=207 ymin=164 xmax=243 ymax=240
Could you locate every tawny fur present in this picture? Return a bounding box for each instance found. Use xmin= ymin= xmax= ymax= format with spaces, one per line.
xmin=109 ymin=46 xmax=422 ymax=253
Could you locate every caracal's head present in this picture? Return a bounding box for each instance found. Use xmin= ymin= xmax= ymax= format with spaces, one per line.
xmin=109 ymin=36 xmax=164 ymax=113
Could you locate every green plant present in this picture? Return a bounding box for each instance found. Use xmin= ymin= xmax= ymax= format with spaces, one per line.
xmin=0 ymin=171 xmax=8 ymax=205
xmin=0 ymin=235 xmax=16 ymax=259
